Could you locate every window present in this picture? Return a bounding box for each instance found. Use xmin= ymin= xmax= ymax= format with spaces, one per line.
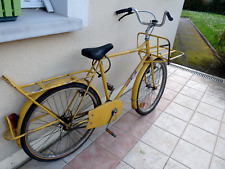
xmin=21 ymin=0 xmax=44 ymax=8
xmin=0 ymin=0 xmax=89 ymax=43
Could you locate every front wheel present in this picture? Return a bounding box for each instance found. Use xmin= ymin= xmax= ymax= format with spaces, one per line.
xmin=20 ymin=83 xmax=101 ymax=161
xmin=135 ymin=61 xmax=167 ymax=115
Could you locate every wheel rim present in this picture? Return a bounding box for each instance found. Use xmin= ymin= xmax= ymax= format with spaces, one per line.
xmin=24 ymin=86 xmax=98 ymax=160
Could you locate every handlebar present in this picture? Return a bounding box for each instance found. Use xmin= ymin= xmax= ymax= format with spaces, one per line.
xmin=165 ymin=11 xmax=173 ymax=21
xmin=115 ymin=7 xmax=173 ymax=27
xmin=115 ymin=7 xmax=132 ymax=15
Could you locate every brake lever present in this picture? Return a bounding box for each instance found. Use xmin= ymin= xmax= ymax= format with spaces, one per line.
xmin=118 ymin=12 xmax=134 ymax=21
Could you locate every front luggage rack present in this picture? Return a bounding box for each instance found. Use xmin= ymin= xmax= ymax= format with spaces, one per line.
xmin=137 ymin=33 xmax=184 ymax=64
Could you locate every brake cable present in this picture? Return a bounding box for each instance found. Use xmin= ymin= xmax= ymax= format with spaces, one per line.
xmin=118 ymin=11 xmax=134 ymax=21
xmin=92 ymin=56 xmax=111 ymax=77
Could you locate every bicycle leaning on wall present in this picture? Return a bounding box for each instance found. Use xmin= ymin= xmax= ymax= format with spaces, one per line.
xmin=3 ymin=7 xmax=183 ymax=161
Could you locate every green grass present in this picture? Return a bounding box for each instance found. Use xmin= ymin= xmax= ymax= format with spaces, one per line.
xmin=181 ymin=10 xmax=225 ymax=57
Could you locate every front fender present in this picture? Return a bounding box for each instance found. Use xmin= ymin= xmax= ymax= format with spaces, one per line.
xmin=131 ymin=63 xmax=149 ymax=110
xmin=16 ymin=78 xmax=101 ymax=147
xmin=131 ymin=56 xmax=158 ymax=109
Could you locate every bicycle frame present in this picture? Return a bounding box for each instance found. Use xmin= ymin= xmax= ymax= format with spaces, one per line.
xmin=3 ymin=33 xmax=183 ymax=147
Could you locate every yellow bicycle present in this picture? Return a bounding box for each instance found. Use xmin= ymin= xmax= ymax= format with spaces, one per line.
xmin=3 ymin=7 xmax=183 ymax=161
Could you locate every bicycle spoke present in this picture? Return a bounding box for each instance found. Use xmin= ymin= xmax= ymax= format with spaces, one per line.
xmin=21 ymin=83 xmax=100 ymax=161
xmin=52 ymin=95 xmax=60 ymax=116
xmin=29 ymin=128 xmax=60 ymax=147
xmin=31 ymin=128 xmax=61 ymax=151
xmin=77 ymin=100 xmax=93 ymax=114
xmin=58 ymin=92 xmax=66 ymax=114
xmin=136 ymin=63 xmax=166 ymax=114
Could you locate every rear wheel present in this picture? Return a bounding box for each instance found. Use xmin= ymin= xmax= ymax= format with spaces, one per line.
xmin=135 ymin=61 xmax=167 ymax=115
xmin=20 ymin=83 xmax=101 ymax=161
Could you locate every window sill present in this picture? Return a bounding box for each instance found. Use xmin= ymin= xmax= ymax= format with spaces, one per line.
xmin=0 ymin=9 xmax=83 ymax=43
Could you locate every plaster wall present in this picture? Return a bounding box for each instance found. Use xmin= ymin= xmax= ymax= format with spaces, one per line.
xmin=0 ymin=0 xmax=184 ymax=168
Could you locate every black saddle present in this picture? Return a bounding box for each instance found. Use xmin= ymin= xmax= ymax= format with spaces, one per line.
xmin=81 ymin=43 xmax=113 ymax=60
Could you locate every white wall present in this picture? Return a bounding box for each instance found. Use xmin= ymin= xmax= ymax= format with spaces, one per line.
xmin=0 ymin=0 xmax=184 ymax=168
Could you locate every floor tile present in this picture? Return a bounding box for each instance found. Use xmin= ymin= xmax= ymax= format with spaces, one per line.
xmin=95 ymin=126 xmax=138 ymax=159
xmin=115 ymin=161 xmax=133 ymax=169
xmin=167 ymin=71 xmax=172 ymax=77
xmin=168 ymin=74 xmax=189 ymax=85
xmin=63 ymin=165 xmax=73 ymax=169
xmin=20 ymin=159 xmax=66 ymax=169
xmin=173 ymin=69 xmax=193 ymax=79
xmin=89 ymin=125 xmax=106 ymax=141
xmin=63 ymin=139 xmax=92 ymax=163
xmin=214 ymin=137 xmax=225 ymax=160
xmin=173 ymin=93 xmax=199 ymax=110
xmin=123 ymin=141 xmax=168 ymax=169
xmin=190 ymin=112 xmax=220 ymax=135
xmin=210 ymin=156 xmax=225 ymax=169
xmin=171 ymin=140 xmax=212 ymax=169
xmin=191 ymin=74 xmax=213 ymax=84
xmin=166 ymin=80 xmax=184 ymax=92
xmin=206 ymin=85 xmax=225 ymax=100
xmin=182 ymin=124 xmax=217 ymax=153
xmin=113 ymin=112 xmax=151 ymax=139
xmin=112 ymin=109 xmax=129 ymax=124
xmin=180 ymin=86 xmax=204 ymax=100
xmin=156 ymin=97 xmax=171 ymax=111
xmin=141 ymin=125 xmax=179 ymax=156
xmin=223 ymin=114 xmax=225 ymax=123
xmin=167 ymin=65 xmax=177 ymax=74
xmin=164 ymin=158 xmax=189 ymax=169
xmin=67 ymin=142 xmax=120 ymax=169
xmin=201 ymin=93 xmax=225 ymax=110
xmin=154 ymin=113 xmax=187 ymax=137
xmin=219 ymin=123 xmax=225 ymax=139
xmin=162 ymin=88 xmax=178 ymax=101
xmin=209 ymin=81 xmax=225 ymax=91
xmin=164 ymin=102 xmax=194 ymax=122
xmin=185 ymin=80 xmax=208 ymax=92
xmin=129 ymin=108 xmax=162 ymax=124
xmin=196 ymin=102 xmax=224 ymax=121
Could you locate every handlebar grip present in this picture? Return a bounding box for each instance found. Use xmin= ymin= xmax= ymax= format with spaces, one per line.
xmin=115 ymin=7 xmax=132 ymax=15
xmin=165 ymin=11 xmax=173 ymax=21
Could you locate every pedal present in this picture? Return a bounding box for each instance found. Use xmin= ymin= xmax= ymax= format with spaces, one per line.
xmin=106 ymin=128 xmax=116 ymax=137
xmin=105 ymin=108 xmax=117 ymax=137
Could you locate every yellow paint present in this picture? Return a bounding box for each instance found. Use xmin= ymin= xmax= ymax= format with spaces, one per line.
xmin=87 ymin=100 xmax=123 ymax=129
xmin=2 ymin=33 xmax=183 ymax=148
xmin=131 ymin=63 xmax=150 ymax=109
xmin=4 ymin=116 xmax=60 ymax=141
xmin=3 ymin=76 xmax=101 ymax=147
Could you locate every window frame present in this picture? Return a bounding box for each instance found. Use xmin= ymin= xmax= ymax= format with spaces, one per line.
xmin=21 ymin=0 xmax=44 ymax=8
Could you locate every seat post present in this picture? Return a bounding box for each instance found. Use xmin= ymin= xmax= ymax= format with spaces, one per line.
xmin=99 ymin=60 xmax=110 ymax=101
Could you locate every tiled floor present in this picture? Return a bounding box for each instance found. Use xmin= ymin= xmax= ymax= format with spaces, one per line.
xmin=20 ymin=64 xmax=225 ymax=169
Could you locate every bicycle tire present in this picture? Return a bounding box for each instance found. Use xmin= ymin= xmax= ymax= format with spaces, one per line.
xmin=135 ymin=61 xmax=167 ymax=115
xmin=20 ymin=82 xmax=101 ymax=161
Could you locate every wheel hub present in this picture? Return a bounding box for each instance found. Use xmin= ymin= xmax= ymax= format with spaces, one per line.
xmin=60 ymin=116 xmax=72 ymax=131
